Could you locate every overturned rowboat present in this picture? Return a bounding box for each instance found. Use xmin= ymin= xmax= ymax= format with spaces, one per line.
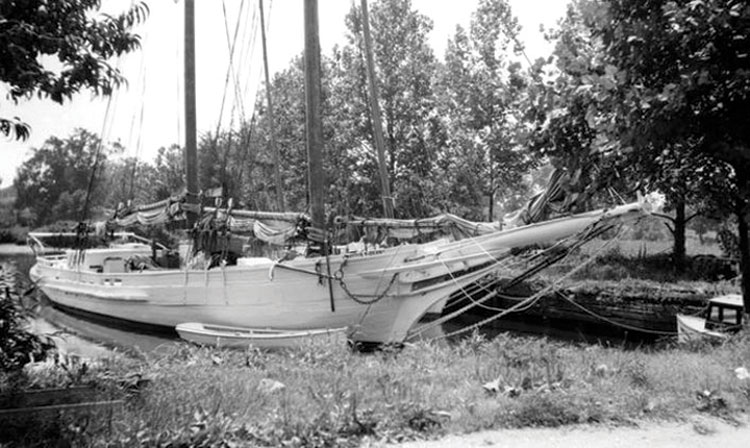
xmin=176 ymin=322 xmax=348 ymax=349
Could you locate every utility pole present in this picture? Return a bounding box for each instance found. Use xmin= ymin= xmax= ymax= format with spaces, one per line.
xmin=304 ymin=0 xmax=326 ymax=232
xmin=259 ymin=0 xmax=285 ymax=211
xmin=361 ymin=0 xmax=394 ymax=219
xmin=184 ymin=0 xmax=198 ymax=225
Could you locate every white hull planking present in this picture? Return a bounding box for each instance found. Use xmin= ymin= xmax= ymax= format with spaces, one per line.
xmin=676 ymin=314 xmax=729 ymax=343
xmin=31 ymin=241 xmax=503 ymax=343
xmin=176 ymin=322 xmax=348 ymax=349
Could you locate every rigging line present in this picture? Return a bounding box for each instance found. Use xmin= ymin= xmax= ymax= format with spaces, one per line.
xmin=240 ymin=2 xmax=262 ymax=105
xmin=243 ymin=0 xmax=262 ymax=119
xmin=217 ymin=0 xmax=246 ymax=133
xmin=129 ymin=91 xmax=147 ymax=200
xmin=408 ymin=221 xmax=620 ymax=339
xmin=235 ymin=0 xmax=255 ymax=123
xmin=129 ymin=40 xmax=150 ymax=200
xmin=422 ymin=228 xmax=626 ymax=342
xmin=221 ymin=0 xmax=247 ymax=123
xmin=126 ymin=22 xmax=150 ymax=155
xmin=80 ymin=94 xmax=115 ymax=224
xmin=174 ymin=20 xmax=182 ymax=148
xmin=235 ymin=0 xmax=253 ymax=94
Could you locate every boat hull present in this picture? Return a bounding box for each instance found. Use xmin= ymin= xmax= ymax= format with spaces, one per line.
xmin=31 ymin=202 xmax=650 ymax=344
xmin=31 ymin=243 xmax=502 ymax=344
xmin=175 ymin=322 xmax=347 ymax=349
xmin=676 ymin=314 xmax=729 ymax=343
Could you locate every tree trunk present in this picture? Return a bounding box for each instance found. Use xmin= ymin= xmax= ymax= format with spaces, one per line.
xmin=672 ymin=199 xmax=687 ymax=272
xmin=736 ymin=196 xmax=750 ymax=313
xmin=488 ymin=191 xmax=494 ymax=222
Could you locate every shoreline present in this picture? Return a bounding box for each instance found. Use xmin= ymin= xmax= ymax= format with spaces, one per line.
xmin=0 ymin=243 xmax=32 ymax=255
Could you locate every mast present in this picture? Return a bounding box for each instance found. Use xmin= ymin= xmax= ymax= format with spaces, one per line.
xmin=360 ymin=0 xmax=394 ymax=219
xmin=184 ymin=0 xmax=199 ymax=223
xmin=303 ymin=0 xmax=325 ymax=232
xmin=259 ymin=0 xmax=285 ymax=211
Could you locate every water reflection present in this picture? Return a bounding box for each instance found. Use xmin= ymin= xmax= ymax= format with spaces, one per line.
xmin=1 ymin=247 xmax=178 ymax=357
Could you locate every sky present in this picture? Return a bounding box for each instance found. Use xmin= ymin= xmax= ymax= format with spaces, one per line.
xmin=0 ymin=0 xmax=570 ymax=186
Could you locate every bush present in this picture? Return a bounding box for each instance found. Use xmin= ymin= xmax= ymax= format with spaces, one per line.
xmin=0 ymin=226 xmax=28 ymax=245
xmin=0 ymin=263 xmax=55 ymax=372
xmin=573 ymin=250 xmax=736 ymax=282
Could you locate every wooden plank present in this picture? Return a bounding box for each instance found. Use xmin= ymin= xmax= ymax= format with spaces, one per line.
xmin=0 ymin=400 xmax=123 ymax=419
xmin=0 ymin=386 xmax=101 ymax=409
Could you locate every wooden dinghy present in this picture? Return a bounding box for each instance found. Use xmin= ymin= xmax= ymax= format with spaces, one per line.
xmin=676 ymin=294 xmax=744 ymax=343
xmin=176 ymin=322 xmax=348 ymax=349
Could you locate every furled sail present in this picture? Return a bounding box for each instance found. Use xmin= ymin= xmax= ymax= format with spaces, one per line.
xmin=337 ymin=214 xmax=501 ymax=242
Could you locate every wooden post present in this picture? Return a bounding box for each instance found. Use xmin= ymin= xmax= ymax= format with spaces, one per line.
xmin=259 ymin=0 xmax=285 ymax=211
xmin=360 ymin=0 xmax=394 ymax=219
xmin=303 ymin=0 xmax=326 ymax=232
xmin=184 ymin=0 xmax=199 ymax=225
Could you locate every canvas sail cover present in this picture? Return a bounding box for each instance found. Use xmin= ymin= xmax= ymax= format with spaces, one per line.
xmin=338 ymin=214 xmax=501 ymax=242
xmin=110 ymin=197 xmax=308 ymax=246
xmin=110 ymin=197 xmax=501 ymax=246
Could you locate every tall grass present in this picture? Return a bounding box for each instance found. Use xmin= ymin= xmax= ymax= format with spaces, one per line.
xmin=5 ymin=330 xmax=749 ymax=447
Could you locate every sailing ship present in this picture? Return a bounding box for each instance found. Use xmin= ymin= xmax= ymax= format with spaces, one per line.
xmin=27 ymin=0 xmax=655 ymax=344
xmin=29 ymin=201 xmax=652 ymax=344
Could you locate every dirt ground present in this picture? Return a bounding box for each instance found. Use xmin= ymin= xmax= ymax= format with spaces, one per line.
xmin=391 ymin=414 xmax=750 ymax=448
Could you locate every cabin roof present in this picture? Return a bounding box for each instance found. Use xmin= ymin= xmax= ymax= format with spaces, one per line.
xmin=709 ymin=294 xmax=744 ymax=308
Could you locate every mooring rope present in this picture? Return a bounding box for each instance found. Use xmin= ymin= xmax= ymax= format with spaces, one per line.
xmin=409 ymin=223 xmax=626 ymax=342
xmin=413 ymin=231 xmax=623 ymax=342
xmin=270 ymin=247 xmax=403 ymax=306
xmin=409 ymin=220 xmax=619 ymax=339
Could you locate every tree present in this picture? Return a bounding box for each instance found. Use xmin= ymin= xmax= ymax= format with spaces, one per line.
xmin=151 ymin=144 xmax=188 ymax=201
xmin=339 ymin=0 xmax=442 ymax=218
xmin=0 ymin=0 xmax=148 ymax=139
xmin=13 ymin=128 xmax=113 ymax=225
xmin=249 ymin=58 xmax=309 ymax=212
xmin=524 ymin=0 xmax=628 ymax=218
xmin=99 ymin=156 xmax=161 ymax=210
xmin=595 ymin=0 xmax=750 ymax=308
xmin=527 ymin=0 xmax=740 ymax=270
xmin=438 ymin=0 xmax=537 ymax=220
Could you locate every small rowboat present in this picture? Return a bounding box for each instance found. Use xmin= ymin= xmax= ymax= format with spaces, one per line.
xmin=175 ymin=322 xmax=348 ymax=349
xmin=676 ymin=294 xmax=744 ymax=343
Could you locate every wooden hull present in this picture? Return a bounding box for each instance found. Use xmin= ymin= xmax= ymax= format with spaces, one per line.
xmin=676 ymin=314 xmax=729 ymax=343
xmin=176 ymin=322 xmax=347 ymax=348
xmin=30 ymin=202 xmax=649 ymax=344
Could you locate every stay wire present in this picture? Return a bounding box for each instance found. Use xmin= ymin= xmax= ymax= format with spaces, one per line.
xmin=407 ymin=221 xmax=621 ymax=340
xmin=78 ymin=95 xmax=114 ymax=223
xmin=221 ymin=0 xmax=248 ymax=123
xmin=415 ymin=226 xmax=626 ymax=342
xmin=217 ymin=0 xmax=246 ymax=133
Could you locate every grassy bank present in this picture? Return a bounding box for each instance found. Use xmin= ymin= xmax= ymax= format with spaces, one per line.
xmin=3 ymin=330 xmax=749 ymax=447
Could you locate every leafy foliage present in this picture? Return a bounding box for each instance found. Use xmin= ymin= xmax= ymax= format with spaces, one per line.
xmin=0 ymin=0 xmax=148 ymax=139
xmin=0 ymin=263 xmax=54 ymax=372
xmin=12 ymin=129 xmax=117 ymax=225
xmin=592 ymin=0 xmax=750 ymax=305
xmin=438 ymin=0 xmax=537 ymax=219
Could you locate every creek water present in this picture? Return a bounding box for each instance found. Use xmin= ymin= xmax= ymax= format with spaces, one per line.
xmin=1 ymin=246 xmax=176 ymax=358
